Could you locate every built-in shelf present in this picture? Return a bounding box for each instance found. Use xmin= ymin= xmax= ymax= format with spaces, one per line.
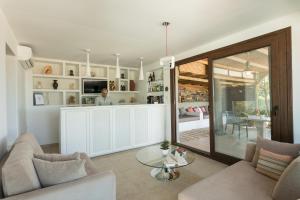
xmin=33 ymin=74 xmax=80 ymax=79
xmin=81 ymin=76 xmax=108 ymax=80
xmin=110 ymin=91 xmax=139 ymax=93
xmin=148 ymin=80 xmax=164 ymax=84
xmin=31 ymin=57 xmax=140 ymax=106
xmin=81 ymin=94 xmax=100 ymax=97
xmin=147 ymin=91 xmax=164 ymax=96
xmin=33 ymin=89 xmax=80 ymax=93
xmin=146 ymin=68 xmax=164 ymax=104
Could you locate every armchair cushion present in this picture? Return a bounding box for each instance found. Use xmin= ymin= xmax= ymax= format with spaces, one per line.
xmin=15 ymin=133 xmax=43 ymax=154
xmin=244 ymin=143 xmax=256 ymax=162
xmin=251 ymin=137 xmax=300 ymax=167
xmin=34 ymin=153 xmax=80 ymax=162
xmin=272 ymin=156 xmax=300 ymax=200
xmin=2 ymin=142 xmax=41 ymax=197
xmin=33 ymin=158 xmax=87 ymax=187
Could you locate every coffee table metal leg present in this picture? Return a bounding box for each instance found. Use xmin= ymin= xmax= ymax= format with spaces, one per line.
xmin=150 ymin=167 xmax=180 ymax=181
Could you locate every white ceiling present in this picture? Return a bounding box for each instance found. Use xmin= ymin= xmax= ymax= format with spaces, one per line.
xmin=0 ymin=0 xmax=299 ymax=67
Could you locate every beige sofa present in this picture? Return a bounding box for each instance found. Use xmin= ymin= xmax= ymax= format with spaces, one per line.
xmin=0 ymin=133 xmax=116 ymax=200
xmin=179 ymin=143 xmax=300 ymax=200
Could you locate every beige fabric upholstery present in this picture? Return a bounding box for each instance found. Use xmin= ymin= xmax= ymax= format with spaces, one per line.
xmin=15 ymin=133 xmax=43 ymax=154
xmin=33 ymin=158 xmax=87 ymax=187
xmin=252 ymin=137 xmax=300 ymax=167
xmin=3 ymin=171 xmax=116 ymax=200
xmin=244 ymin=143 xmax=256 ymax=162
xmin=178 ymin=161 xmax=276 ymax=200
xmin=34 ymin=153 xmax=80 ymax=162
xmin=2 ymin=142 xmax=41 ymax=197
xmin=0 ymin=133 xmax=115 ymax=199
xmin=272 ymin=156 xmax=300 ymax=200
xmin=80 ymin=153 xmax=99 ymax=175
xmin=256 ymin=148 xmax=293 ymax=180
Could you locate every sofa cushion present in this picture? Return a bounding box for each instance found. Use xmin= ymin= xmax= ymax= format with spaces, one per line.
xmin=34 ymin=152 xmax=80 ymax=162
xmin=33 ymin=158 xmax=87 ymax=187
xmin=252 ymin=137 xmax=300 ymax=167
xmin=2 ymin=142 xmax=41 ymax=197
xmin=80 ymin=153 xmax=99 ymax=175
xmin=244 ymin=143 xmax=256 ymax=162
xmin=256 ymin=148 xmax=293 ymax=180
xmin=15 ymin=133 xmax=43 ymax=154
xmin=187 ymin=107 xmax=194 ymax=112
xmin=178 ymin=161 xmax=276 ymax=200
xmin=272 ymin=156 xmax=300 ymax=200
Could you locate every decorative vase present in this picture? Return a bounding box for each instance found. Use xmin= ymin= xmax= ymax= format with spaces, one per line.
xmin=69 ymin=70 xmax=74 ymax=76
xmin=162 ymin=149 xmax=169 ymax=156
xmin=130 ymin=80 xmax=135 ymax=91
xmin=52 ymin=80 xmax=58 ymax=90
xmin=36 ymin=81 xmax=43 ymax=89
xmin=68 ymin=96 xmax=76 ymax=104
xmin=91 ymin=71 xmax=96 ymax=77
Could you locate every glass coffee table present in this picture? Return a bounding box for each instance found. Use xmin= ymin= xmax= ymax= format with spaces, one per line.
xmin=136 ymin=144 xmax=194 ymax=181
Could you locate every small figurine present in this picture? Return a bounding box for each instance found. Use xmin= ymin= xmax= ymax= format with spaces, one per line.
xmin=109 ymin=81 xmax=116 ymax=91
xmin=36 ymin=81 xmax=43 ymax=89
xmin=44 ymin=65 xmax=52 ymax=75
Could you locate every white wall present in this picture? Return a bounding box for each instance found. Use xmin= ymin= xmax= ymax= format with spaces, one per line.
xmin=6 ymin=55 xmax=26 ymax=148
xmin=6 ymin=55 xmax=18 ymax=147
xmin=0 ymin=8 xmax=20 ymax=157
xmin=144 ymin=11 xmax=300 ymax=143
xmin=17 ymin=62 xmax=26 ymax=136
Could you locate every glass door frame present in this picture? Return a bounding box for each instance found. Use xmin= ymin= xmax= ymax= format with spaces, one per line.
xmin=170 ymin=27 xmax=293 ymax=164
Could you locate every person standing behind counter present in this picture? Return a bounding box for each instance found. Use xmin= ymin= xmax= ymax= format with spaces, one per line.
xmin=95 ymin=88 xmax=113 ymax=106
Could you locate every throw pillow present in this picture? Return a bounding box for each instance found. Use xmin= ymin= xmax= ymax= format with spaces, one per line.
xmin=34 ymin=152 xmax=80 ymax=162
xmin=2 ymin=142 xmax=41 ymax=197
xmin=256 ymin=148 xmax=293 ymax=180
xmin=251 ymin=137 xmax=300 ymax=167
xmin=33 ymin=158 xmax=87 ymax=187
xmin=187 ymin=107 xmax=194 ymax=112
xmin=200 ymin=106 xmax=207 ymax=113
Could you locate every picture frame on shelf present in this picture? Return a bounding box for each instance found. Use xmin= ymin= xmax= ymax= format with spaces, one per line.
xmin=33 ymin=92 xmax=45 ymax=106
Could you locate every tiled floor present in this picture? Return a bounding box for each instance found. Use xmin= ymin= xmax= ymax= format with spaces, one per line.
xmin=179 ymin=128 xmax=210 ymax=152
xmin=177 ymin=124 xmax=271 ymax=159
xmin=42 ymin=144 xmax=227 ymax=200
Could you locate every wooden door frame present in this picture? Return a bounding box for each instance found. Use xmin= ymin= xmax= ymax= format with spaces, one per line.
xmin=170 ymin=27 xmax=293 ymax=165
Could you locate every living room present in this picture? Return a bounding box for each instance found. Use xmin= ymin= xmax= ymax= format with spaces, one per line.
xmin=0 ymin=1 xmax=300 ymax=200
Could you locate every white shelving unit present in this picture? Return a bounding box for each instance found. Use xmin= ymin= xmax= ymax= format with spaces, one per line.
xmin=146 ymin=67 xmax=165 ymax=104
xmin=31 ymin=57 xmax=140 ymax=106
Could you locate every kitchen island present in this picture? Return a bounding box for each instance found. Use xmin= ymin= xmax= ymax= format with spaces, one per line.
xmin=60 ymin=104 xmax=166 ymax=157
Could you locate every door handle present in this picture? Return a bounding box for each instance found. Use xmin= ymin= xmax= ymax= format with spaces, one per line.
xmin=272 ymin=105 xmax=279 ymax=116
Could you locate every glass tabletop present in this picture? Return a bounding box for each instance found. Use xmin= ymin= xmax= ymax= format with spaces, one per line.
xmin=136 ymin=144 xmax=194 ymax=169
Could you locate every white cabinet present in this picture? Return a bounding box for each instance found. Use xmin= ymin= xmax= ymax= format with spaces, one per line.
xmin=133 ymin=107 xmax=149 ymax=146
xmin=149 ymin=106 xmax=165 ymax=143
xmin=61 ymin=110 xmax=89 ymax=154
xmin=114 ymin=107 xmax=132 ymax=150
xmin=60 ymin=104 xmax=165 ymax=157
xmin=90 ymin=109 xmax=112 ymax=156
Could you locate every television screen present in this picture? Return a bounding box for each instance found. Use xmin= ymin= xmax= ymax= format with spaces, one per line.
xmin=83 ymin=79 xmax=108 ymax=94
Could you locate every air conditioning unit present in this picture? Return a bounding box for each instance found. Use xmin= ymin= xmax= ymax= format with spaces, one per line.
xmin=160 ymin=56 xmax=175 ymax=69
xmin=17 ymin=45 xmax=33 ymax=69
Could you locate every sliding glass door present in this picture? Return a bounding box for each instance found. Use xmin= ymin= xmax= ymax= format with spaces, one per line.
xmin=171 ymin=27 xmax=293 ymax=163
xmin=212 ymin=47 xmax=271 ymax=159
xmin=175 ymin=58 xmax=210 ymax=153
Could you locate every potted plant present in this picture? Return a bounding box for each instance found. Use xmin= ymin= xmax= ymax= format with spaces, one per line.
xmin=160 ymin=140 xmax=170 ymax=156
